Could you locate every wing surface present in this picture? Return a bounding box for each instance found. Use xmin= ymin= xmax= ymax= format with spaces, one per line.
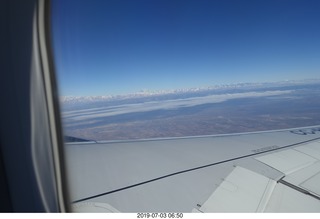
xmin=65 ymin=126 xmax=320 ymax=212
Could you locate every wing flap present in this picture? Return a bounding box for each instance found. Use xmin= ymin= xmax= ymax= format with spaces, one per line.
xmin=300 ymin=172 xmax=320 ymax=196
xmin=264 ymin=183 xmax=320 ymax=212
xmin=254 ymin=149 xmax=317 ymax=175
xmin=256 ymin=140 xmax=320 ymax=198
xmin=198 ymin=166 xmax=277 ymax=212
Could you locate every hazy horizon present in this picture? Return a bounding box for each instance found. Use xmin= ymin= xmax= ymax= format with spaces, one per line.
xmin=59 ymin=78 xmax=320 ymax=98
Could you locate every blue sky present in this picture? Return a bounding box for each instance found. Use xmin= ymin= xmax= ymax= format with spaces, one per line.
xmin=51 ymin=0 xmax=320 ymax=96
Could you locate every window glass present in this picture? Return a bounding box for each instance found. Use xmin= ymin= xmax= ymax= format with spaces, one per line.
xmin=52 ymin=0 xmax=320 ymax=140
xmin=52 ymin=0 xmax=320 ymax=141
xmin=51 ymin=0 xmax=320 ymax=213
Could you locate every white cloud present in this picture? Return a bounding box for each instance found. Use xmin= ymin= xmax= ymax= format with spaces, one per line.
xmin=62 ymin=90 xmax=292 ymax=123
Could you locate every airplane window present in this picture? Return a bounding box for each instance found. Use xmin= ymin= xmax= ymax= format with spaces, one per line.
xmin=50 ymin=0 xmax=320 ymax=213
xmin=52 ymin=0 xmax=320 ymax=142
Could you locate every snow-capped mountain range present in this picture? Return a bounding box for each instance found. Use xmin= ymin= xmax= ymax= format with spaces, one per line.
xmin=60 ymin=79 xmax=320 ymax=105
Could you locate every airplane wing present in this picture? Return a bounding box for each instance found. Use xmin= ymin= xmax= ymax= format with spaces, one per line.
xmin=65 ymin=126 xmax=320 ymax=212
